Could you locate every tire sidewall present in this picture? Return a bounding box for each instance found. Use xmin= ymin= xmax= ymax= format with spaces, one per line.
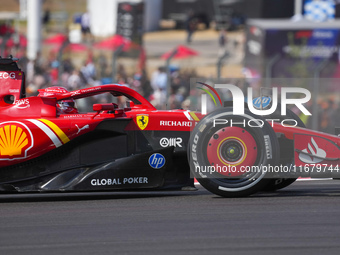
xmin=189 ymin=107 xmax=280 ymax=197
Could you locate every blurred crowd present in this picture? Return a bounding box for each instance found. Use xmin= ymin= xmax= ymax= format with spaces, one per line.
xmin=298 ymin=98 xmax=340 ymax=133
xmin=2 ymin=17 xmax=339 ymax=134
xmin=13 ymin=51 xmax=340 ymax=134
xmin=317 ymin=99 xmax=340 ymax=133
xmin=15 ymin=51 xmax=199 ymax=112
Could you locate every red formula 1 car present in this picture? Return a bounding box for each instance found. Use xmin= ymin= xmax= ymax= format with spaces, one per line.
xmin=0 ymin=56 xmax=339 ymax=197
xmin=0 ymin=57 xmax=197 ymax=193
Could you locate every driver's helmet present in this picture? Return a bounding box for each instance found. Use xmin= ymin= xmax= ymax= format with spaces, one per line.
xmin=37 ymin=86 xmax=78 ymax=114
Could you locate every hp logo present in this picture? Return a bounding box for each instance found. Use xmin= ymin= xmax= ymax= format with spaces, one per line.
xmin=149 ymin=153 xmax=166 ymax=169
xmin=253 ymin=96 xmax=271 ymax=109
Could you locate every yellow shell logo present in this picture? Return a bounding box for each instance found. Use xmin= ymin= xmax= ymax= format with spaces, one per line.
xmin=0 ymin=124 xmax=31 ymax=158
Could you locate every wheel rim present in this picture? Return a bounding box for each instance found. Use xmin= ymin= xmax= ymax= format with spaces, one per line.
xmin=206 ymin=126 xmax=258 ymax=177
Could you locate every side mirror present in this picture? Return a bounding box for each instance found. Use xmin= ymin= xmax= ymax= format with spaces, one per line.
xmin=93 ymin=103 xmax=118 ymax=111
xmin=92 ymin=103 xmax=122 ymax=119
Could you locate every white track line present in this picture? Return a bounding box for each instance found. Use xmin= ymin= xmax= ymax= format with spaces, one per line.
xmin=194 ymin=178 xmax=334 ymax=185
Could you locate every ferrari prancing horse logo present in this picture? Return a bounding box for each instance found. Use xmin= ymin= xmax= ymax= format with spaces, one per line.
xmin=136 ymin=115 xmax=149 ymax=130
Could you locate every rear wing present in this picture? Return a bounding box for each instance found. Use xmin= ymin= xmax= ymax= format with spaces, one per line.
xmin=0 ymin=56 xmax=26 ymax=104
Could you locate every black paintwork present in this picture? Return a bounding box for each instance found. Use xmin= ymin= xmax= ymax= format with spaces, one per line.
xmin=0 ymin=118 xmax=193 ymax=192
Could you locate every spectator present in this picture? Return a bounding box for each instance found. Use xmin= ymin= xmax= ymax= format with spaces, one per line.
xmin=334 ymin=102 xmax=340 ymax=129
xmin=185 ymin=10 xmax=197 ymax=44
xmin=117 ymin=64 xmax=128 ymax=83
xmin=17 ymin=49 xmax=29 ymax=73
xmin=42 ymin=9 xmax=50 ymax=25
xmin=42 ymin=8 xmax=51 ymax=32
xmin=81 ymin=11 xmax=91 ymax=42
xmin=151 ymin=67 xmax=167 ymax=91
xmin=140 ymin=70 xmax=153 ymax=99
xmin=67 ymin=70 xmax=82 ymax=90
xmin=61 ymin=58 xmax=74 ymax=74
xmin=150 ymin=67 xmax=168 ymax=108
xmin=81 ymin=60 xmax=96 ymax=84
xmin=150 ymin=88 xmax=167 ymax=110
xmin=325 ymin=99 xmax=337 ymax=134
xmin=98 ymin=52 xmax=108 ymax=79
xmin=218 ymin=29 xmax=227 ymax=55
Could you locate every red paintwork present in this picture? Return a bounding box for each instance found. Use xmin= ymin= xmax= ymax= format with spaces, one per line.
xmin=273 ymin=122 xmax=340 ymax=167
xmin=1 ymin=80 xmax=339 ymax=172
xmin=0 ymin=85 xmax=195 ymax=168
xmin=0 ymin=71 xmax=24 ymax=102
xmin=206 ymin=126 xmax=258 ymax=177
xmin=294 ymin=134 xmax=340 ymax=166
xmin=272 ymin=122 xmax=340 ymax=147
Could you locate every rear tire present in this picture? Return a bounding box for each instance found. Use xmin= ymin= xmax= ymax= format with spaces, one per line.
xmin=189 ymin=107 xmax=280 ymax=197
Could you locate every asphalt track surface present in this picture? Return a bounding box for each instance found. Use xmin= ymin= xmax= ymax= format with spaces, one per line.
xmin=1 ymin=180 xmax=340 ymax=255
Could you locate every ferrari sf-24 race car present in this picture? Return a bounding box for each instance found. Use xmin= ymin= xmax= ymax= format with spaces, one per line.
xmin=0 ymin=56 xmax=339 ymax=197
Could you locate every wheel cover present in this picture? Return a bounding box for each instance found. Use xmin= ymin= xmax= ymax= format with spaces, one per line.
xmin=206 ymin=127 xmax=257 ymax=177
